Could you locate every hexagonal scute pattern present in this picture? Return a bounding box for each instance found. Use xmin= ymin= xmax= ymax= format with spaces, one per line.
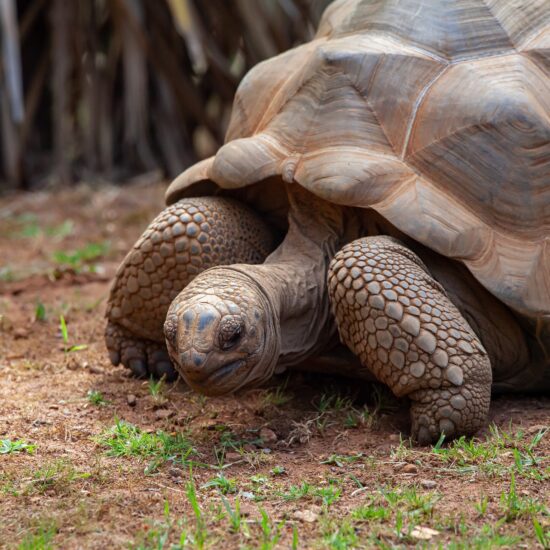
xmin=328 ymin=236 xmax=492 ymax=443
xmin=106 ymin=197 xmax=275 ymax=343
xmin=168 ymin=0 xmax=550 ymax=323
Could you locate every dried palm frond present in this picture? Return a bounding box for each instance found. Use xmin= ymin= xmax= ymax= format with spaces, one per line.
xmin=0 ymin=0 xmax=332 ymax=191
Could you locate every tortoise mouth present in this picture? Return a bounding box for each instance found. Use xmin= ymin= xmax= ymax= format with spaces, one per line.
xmin=206 ymin=359 xmax=246 ymax=386
xmin=183 ymin=358 xmax=247 ymax=395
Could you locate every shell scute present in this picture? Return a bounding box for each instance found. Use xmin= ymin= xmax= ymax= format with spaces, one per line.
xmin=166 ymin=0 xmax=550 ymax=320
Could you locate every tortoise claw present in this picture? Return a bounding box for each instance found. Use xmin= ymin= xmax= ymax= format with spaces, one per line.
xmin=128 ymin=358 xmax=148 ymax=379
xmin=105 ymin=321 xmax=178 ymax=381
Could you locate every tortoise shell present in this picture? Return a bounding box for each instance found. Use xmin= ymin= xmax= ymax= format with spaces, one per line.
xmin=166 ymin=0 xmax=550 ymax=323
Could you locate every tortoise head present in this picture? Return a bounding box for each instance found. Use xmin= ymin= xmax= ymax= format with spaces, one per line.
xmin=164 ymin=267 xmax=280 ymax=394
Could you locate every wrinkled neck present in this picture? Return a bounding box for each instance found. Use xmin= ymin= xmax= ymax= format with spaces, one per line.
xmin=240 ymin=186 xmax=349 ymax=367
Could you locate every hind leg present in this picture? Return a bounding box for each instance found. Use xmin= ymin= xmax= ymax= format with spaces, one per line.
xmin=106 ymin=196 xmax=275 ymax=379
xmin=328 ymin=236 xmax=492 ymax=444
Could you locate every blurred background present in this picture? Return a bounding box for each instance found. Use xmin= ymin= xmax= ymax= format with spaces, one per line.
xmin=0 ymin=0 xmax=332 ymax=192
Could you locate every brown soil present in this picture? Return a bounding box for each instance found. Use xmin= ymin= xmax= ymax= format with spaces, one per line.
xmin=0 ymin=184 xmax=548 ymax=549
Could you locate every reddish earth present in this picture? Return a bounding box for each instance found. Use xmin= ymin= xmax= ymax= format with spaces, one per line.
xmin=0 ymin=183 xmax=548 ymax=549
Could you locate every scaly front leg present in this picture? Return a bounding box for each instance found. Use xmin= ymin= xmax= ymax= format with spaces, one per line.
xmin=328 ymin=236 xmax=492 ymax=444
xmin=105 ymin=197 xmax=276 ymax=379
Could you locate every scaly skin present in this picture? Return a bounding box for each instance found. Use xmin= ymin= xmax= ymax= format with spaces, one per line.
xmin=105 ymin=197 xmax=276 ymax=379
xmin=328 ymin=236 xmax=492 ymax=444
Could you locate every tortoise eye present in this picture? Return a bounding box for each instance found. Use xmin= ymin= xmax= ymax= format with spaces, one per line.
xmin=219 ymin=318 xmax=244 ymax=350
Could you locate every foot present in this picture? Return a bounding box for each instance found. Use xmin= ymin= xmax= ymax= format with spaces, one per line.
xmin=328 ymin=236 xmax=492 ymax=444
xmin=105 ymin=323 xmax=177 ymax=380
xmin=105 ymin=196 xmax=276 ymax=379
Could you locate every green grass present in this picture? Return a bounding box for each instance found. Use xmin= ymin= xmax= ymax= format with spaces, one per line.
xmin=87 ymin=390 xmax=108 ymax=406
xmin=0 ymin=439 xmax=36 ymax=455
xmin=431 ymin=426 xmax=549 ymax=480
xmin=533 ymin=517 xmax=550 ymax=549
xmin=9 ymin=213 xmax=74 ymax=241
xmin=30 ymin=459 xmax=91 ymax=495
xmin=499 ymin=473 xmax=548 ymax=522
xmin=125 ymin=471 xmax=548 ymax=549
xmin=315 ymin=392 xmax=354 ymax=414
xmin=35 ymin=300 xmax=46 ymax=321
xmin=95 ymin=419 xmax=196 ymax=474
xmin=201 ymin=473 xmax=237 ymax=495
xmin=17 ymin=521 xmax=58 ymax=550
xmin=0 ymin=266 xmax=15 ymax=282
xmin=52 ymin=241 xmax=110 ymax=273
xmin=279 ymin=480 xmax=342 ymax=507
xmin=59 ymin=314 xmax=87 ymax=353
xmin=270 ymin=465 xmax=285 ymax=476
xmin=148 ymin=376 xmax=168 ymax=406
xmin=261 ymin=380 xmax=293 ymax=407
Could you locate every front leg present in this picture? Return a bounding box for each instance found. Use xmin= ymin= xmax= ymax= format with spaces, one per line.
xmin=105 ymin=196 xmax=276 ymax=379
xmin=328 ymin=236 xmax=492 ymax=444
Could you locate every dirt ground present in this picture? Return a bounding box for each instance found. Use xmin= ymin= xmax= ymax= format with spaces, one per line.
xmin=0 ymin=183 xmax=548 ymax=549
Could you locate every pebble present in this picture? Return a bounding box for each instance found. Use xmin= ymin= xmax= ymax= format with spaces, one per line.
xmin=13 ymin=327 xmax=29 ymax=339
xmin=411 ymin=526 xmax=439 ymax=540
xmin=126 ymin=394 xmax=137 ymax=407
xmin=260 ymin=427 xmax=278 ymax=444
xmin=66 ymin=358 xmax=80 ymax=371
xmin=155 ymin=408 xmax=175 ymax=420
xmin=401 ymin=463 xmax=418 ymax=474
xmin=89 ymin=365 xmax=104 ymax=374
xmin=168 ymin=467 xmax=181 ymax=478
xmin=240 ymin=503 xmax=260 ymax=518
xmin=225 ymin=451 xmax=242 ymax=462
xmin=292 ymin=509 xmax=319 ymax=523
xmin=420 ymin=479 xmax=437 ymax=489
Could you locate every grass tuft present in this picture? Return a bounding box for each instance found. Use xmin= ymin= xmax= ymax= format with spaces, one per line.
xmin=1 ymin=439 xmax=36 ymax=455
xmin=95 ymin=419 xmax=195 ymax=474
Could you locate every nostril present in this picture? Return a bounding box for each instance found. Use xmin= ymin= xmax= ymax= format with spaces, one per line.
xmin=179 ymin=349 xmax=207 ymax=372
xmin=192 ymin=351 xmax=205 ymax=367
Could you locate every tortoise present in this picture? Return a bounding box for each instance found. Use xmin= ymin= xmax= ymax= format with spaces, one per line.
xmin=105 ymin=0 xmax=550 ymax=443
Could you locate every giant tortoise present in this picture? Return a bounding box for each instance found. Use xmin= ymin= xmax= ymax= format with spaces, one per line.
xmin=105 ymin=0 xmax=550 ymax=443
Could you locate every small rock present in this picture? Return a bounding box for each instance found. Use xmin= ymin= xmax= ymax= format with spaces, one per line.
xmin=293 ymin=509 xmax=319 ymax=523
xmin=225 ymin=451 xmax=242 ymax=462
xmin=196 ymin=418 xmax=219 ymax=430
xmin=410 ymin=526 xmax=439 ymax=540
xmin=13 ymin=327 xmax=28 ymax=339
xmin=240 ymin=503 xmax=260 ymax=518
xmin=66 ymin=357 xmax=80 ymax=370
xmin=420 ymin=479 xmax=437 ymax=489
xmin=155 ymin=408 xmax=175 ymax=420
xmin=239 ymin=491 xmax=255 ymax=500
xmin=260 ymin=427 xmax=278 ymax=444
xmin=126 ymin=394 xmax=137 ymax=407
xmin=401 ymin=463 xmax=418 ymax=474
xmin=89 ymin=365 xmax=104 ymax=374
xmin=388 ymin=433 xmax=401 ymax=442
